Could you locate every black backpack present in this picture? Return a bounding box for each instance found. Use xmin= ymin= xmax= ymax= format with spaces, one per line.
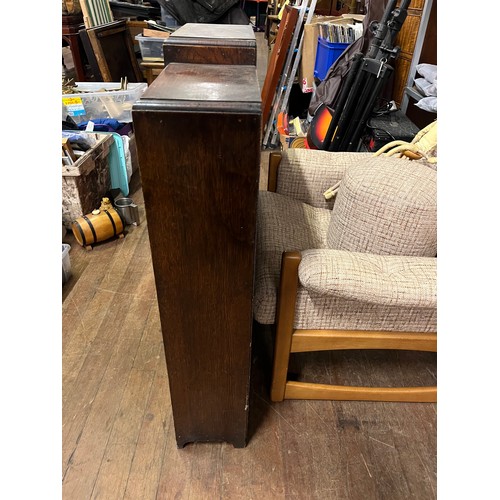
xmin=308 ymin=0 xmax=391 ymax=118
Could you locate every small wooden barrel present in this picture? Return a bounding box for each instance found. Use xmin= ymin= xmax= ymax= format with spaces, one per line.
xmin=72 ymin=207 xmax=124 ymax=247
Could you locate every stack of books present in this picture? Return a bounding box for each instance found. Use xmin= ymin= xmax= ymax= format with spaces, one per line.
xmin=317 ymin=20 xmax=363 ymax=43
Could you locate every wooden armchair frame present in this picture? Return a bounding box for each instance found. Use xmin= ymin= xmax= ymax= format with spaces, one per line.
xmin=267 ymin=153 xmax=437 ymax=403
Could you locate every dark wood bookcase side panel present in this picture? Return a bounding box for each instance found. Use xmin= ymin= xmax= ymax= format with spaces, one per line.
xmin=132 ymin=107 xmax=261 ymax=448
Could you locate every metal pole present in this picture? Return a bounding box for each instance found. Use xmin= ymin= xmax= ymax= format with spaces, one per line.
xmin=269 ymin=0 xmax=318 ymax=147
xmin=262 ymin=0 xmax=314 ymax=147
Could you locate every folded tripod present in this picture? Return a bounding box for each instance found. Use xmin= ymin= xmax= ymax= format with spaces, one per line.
xmin=307 ymin=0 xmax=411 ymax=152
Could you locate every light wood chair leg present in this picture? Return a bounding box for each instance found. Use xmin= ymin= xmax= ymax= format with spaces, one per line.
xmin=267 ymin=151 xmax=282 ymax=193
xmin=270 ymin=251 xmax=301 ymax=402
xmin=269 ymin=254 xmax=437 ymax=404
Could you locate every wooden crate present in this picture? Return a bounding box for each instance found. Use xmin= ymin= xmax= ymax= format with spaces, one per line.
xmin=62 ymin=134 xmax=112 ymax=228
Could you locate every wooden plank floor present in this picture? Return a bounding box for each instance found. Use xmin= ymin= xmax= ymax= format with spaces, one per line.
xmin=62 ymin=31 xmax=436 ymax=500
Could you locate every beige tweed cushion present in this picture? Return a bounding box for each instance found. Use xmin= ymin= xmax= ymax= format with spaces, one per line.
xmin=292 ymin=289 xmax=436 ymax=331
xmin=299 ymin=249 xmax=436 ymax=308
xmin=276 ymin=149 xmax=373 ymax=209
xmin=253 ymin=191 xmax=330 ymax=324
xmin=327 ymin=157 xmax=437 ymax=256
xmin=296 ymin=251 xmax=436 ymax=329
xmin=253 ymin=191 xmax=436 ymax=331
xmin=254 ymin=154 xmax=436 ymax=332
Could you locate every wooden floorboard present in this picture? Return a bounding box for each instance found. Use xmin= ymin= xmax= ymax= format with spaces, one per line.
xmin=62 ymin=31 xmax=436 ymax=500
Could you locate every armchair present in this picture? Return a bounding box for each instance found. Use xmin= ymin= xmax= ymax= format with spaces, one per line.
xmin=254 ymin=149 xmax=437 ymax=402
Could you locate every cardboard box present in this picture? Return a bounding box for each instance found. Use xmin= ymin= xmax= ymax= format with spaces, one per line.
xmin=299 ymin=15 xmax=364 ymax=93
xmin=299 ymin=16 xmax=343 ymax=94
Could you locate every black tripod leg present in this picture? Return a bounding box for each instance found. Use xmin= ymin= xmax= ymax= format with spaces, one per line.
xmin=321 ymin=53 xmax=364 ymax=150
xmin=346 ymin=65 xmax=394 ymax=151
xmin=329 ymin=64 xmax=371 ymax=152
xmin=337 ymin=73 xmax=379 ymax=151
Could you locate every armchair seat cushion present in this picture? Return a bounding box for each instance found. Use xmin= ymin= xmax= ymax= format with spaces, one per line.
xmin=253 ymin=191 xmax=331 ymax=324
xmin=293 ymin=289 xmax=436 ymax=331
xmin=298 ymin=249 xmax=436 ymax=308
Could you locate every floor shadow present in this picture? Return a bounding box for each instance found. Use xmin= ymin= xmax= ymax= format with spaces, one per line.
xmin=246 ymin=321 xmax=275 ymax=444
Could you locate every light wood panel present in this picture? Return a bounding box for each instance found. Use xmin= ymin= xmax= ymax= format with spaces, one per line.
xmin=86 ymin=19 xmax=143 ymax=83
xmin=291 ymin=330 xmax=437 ymax=353
xmin=285 ymin=381 xmax=437 ymax=402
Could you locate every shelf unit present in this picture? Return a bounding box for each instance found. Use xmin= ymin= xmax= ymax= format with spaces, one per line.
xmin=400 ymin=0 xmax=435 ymax=114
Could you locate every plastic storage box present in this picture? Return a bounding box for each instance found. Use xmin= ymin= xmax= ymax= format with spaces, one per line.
xmin=135 ymin=34 xmax=167 ymax=62
xmin=62 ymin=82 xmax=148 ymax=125
xmin=314 ymin=38 xmax=350 ymax=81
xmin=62 ymin=244 xmax=72 ymax=284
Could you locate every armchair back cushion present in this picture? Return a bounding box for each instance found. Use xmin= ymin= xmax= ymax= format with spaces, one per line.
xmin=326 ymin=157 xmax=437 ymax=257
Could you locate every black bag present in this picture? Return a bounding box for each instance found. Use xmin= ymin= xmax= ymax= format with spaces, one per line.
xmin=156 ymin=0 xmax=245 ymax=25
xmin=308 ymin=0 xmax=391 ymax=117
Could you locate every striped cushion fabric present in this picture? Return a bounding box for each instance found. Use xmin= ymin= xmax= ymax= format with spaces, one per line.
xmin=253 ymin=155 xmax=437 ymax=331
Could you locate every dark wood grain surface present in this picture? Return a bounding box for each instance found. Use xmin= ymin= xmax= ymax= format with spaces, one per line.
xmin=62 ymin=14 xmax=87 ymax=81
xmin=170 ymin=23 xmax=256 ymax=41
xmin=137 ymin=63 xmax=261 ymax=109
xmin=164 ymin=43 xmax=256 ymax=66
xmin=132 ymin=63 xmax=262 ymax=447
xmin=163 ymin=22 xmax=257 ymax=66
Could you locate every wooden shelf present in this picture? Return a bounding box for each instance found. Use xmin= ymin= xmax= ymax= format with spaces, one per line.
xmin=404 ymin=86 xmax=425 ymax=102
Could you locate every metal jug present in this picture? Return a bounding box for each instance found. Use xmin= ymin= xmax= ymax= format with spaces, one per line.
xmin=114 ymin=197 xmax=140 ymax=226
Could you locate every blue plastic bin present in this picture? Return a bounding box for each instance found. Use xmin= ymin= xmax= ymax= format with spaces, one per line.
xmin=314 ymin=38 xmax=350 ymax=81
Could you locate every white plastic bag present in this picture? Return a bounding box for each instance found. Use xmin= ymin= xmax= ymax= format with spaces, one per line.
xmin=415 ymin=96 xmax=437 ymax=113
xmin=415 ymin=77 xmax=437 ymax=97
xmin=416 ymin=63 xmax=437 ymax=84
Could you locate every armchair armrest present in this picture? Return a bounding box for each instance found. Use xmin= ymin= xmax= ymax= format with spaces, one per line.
xmin=273 ymin=149 xmax=373 ymax=209
xmin=298 ymin=249 xmax=436 ymax=309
